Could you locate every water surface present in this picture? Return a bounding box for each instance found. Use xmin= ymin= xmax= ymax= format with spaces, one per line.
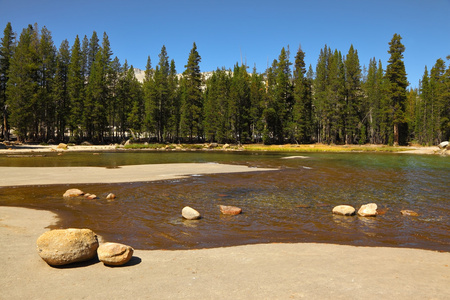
xmin=0 ymin=151 xmax=448 ymax=251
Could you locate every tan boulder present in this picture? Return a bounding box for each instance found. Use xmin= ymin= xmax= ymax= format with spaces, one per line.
xmin=36 ymin=228 xmax=99 ymax=266
xmin=63 ymin=188 xmax=84 ymax=197
xmin=401 ymin=210 xmax=419 ymax=217
xmin=358 ymin=203 xmax=378 ymax=217
xmin=106 ymin=193 xmax=116 ymax=200
xmin=97 ymin=242 xmax=134 ymax=266
xmin=182 ymin=206 xmax=201 ymax=220
xmin=219 ymin=205 xmax=242 ymax=215
xmin=57 ymin=143 xmax=68 ymax=150
xmin=84 ymin=193 xmax=97 ymax=200
xmin=332 ymin=205 xmax=356 ymax=216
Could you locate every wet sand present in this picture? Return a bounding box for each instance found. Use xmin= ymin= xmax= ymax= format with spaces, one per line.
xmin=0 ymin=163 xmax=274 ymax=187
xmin=1 ymin=206 xmax=449 ymax=299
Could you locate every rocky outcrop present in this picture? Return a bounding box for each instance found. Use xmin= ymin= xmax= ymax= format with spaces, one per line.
xmin=219 ymin=205 xmax=242 ymax=215
xmin=97 ymin=242 xmax=134 ymax=266
xmin=63 ymin=188 xmax=84 ymax=197
xmin=401 ymin=210 xmax=419 ymax=217
xmin=357 ymin=203 xmax=378 ymax=217
xmin=182 ymin=206 xmax=201 ymax=220
xmin=36 ymin=228 xmax=99 ymax=266
xmin=332 ymin=205 xmax=356 ymax=216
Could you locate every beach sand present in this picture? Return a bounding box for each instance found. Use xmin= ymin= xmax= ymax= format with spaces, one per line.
xmin=0 ymin=206 xmax=449 ymax=299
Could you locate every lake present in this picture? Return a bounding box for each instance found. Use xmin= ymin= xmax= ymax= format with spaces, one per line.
xmin=0 ymin=151 xmax=449 ymax=251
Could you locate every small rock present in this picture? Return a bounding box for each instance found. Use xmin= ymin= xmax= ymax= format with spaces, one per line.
xmin=63 ymin=188 xmax=84 ymax=197
xmin=358 ymin=203 xmax=378 ymax=217
xmin=97 ymin=242 xmax=134 ymax=266
xmin=332 ymin=205 xmax=356 ymax=216
xmin=36 ymin=228 xmax=99 ymax=266
xmin=182 ymin=206 xmax=201 ymax=220
xmin=401 ymin=210 xmax=419 ymax=217
xmin=84 ymin=193 xmax=97 ymax=200
xmin=219 ymin=205 xmax=242 ymax=215
xmin=223 ymin=143 xmax=230 ymax=149
xmin=106 ymin=193 xmax=116 ymax=200
xmin=57 ymin=143 xmax=68 ymax=150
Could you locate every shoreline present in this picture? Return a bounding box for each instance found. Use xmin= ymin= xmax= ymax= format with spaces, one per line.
xmin=1 ymin=206 xmax=449 ymax=299
xmin=0 ymin=143 xmax=445 ymax=155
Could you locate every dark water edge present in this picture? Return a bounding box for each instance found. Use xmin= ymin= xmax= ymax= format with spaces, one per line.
xmin=0 ymin=151 xmax=449 ymax=252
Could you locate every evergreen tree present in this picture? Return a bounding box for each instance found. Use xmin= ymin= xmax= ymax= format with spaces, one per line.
xmin=166 ymin=59 xmax=180 ymax=142
xmin=180 ymin=42 xmax=202 ymax=142
xmin=87 ymin=31 xmax=99 ymax=76
xmin=249 ymin=66 xmax=265 ymax=142
xmin=126 ymin=66 xmax=144 ymax=136
xmin=67 ymin=35 xmax=84 ymax=141
xmin=344 ymin=45 xmax=362 ymax=144
xmin=53 ymin=39 xmax=70 ymax=141
xmin=291 ymin=45 xmax=312 ymax=143
xmin=6 ymin=25 xmax=39 ymax=141
xmin=429 ymin=59 xmax=447 ymax=143
xmin=385 ymin=34 xmax=408 ymax=145
xmin=229 ymin=63 xmax=251 ymax=143
xmin=0 ymin=22 xmax=15 ymax=140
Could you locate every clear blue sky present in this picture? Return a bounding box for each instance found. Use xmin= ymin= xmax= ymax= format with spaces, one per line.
xmin=1 ymin=0 xmax=449 ymax=88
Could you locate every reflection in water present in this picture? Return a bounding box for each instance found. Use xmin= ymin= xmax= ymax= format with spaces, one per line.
xmin=0 ymin=152 xmax=449 ymax=251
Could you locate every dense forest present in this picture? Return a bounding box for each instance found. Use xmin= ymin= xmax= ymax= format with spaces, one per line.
xmin=0 ymin=23 xmax=449 ymax=145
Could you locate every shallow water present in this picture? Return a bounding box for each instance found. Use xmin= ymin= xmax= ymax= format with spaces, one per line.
xmin=0 ymin=151 xmax=449 ymax=251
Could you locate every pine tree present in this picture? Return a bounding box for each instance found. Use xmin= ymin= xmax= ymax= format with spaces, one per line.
xmin=344 ymin=45 xmax=362 ymax=144
xmin=229 ymin=63 xmax=251 ymax=143
xmin=180 ymin=42 xmax=202 ymax=142
xmin=53 ymin=39 xmax=70 ymax=141
xmin=166 ymin=59 xmax=180 ymax=142
xmin=0 ymin=22 xmax=15 ymax=140
xmin=249 ymin=66 xmax=265 ymax=142
xmin=126 ymin=66 xmax=144 ymax=136
xmin=6 ymin=25 xmax=39 ymax=141
xmin=385 ymin=34 xmax=408 ymax=145
xmin=67 ymin=35 xmax=84 ymax=141
xmin=291 ymin=45 xmax=312 ymax=143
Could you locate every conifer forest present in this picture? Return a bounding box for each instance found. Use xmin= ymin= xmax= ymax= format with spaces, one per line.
xmin=0 ymin=23 xmax=449 ymax=145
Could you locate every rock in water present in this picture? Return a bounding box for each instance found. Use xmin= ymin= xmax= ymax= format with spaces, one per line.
xmin=36 ymin=228 xmax=99 ymax=266
xmin=57 ymin=143 xmax=68 ymax=150
xmin=97 ymin=242 xmax=134 ymax=266
xmin=63 ymin=188 xmax=84 ymax=197
xmin=358 ymin=203 xmax=378 ymax=217
xmin=401 ymin=210 xmax=419 ymax=217
xmin=332 ymin=205 xmax=356 ymax=216
xmin=219 ymin=205 xmax=242 ymax=215
xmin=106 ymin=193 xmax=116 ymax=200
xmin=182 ymin=206 xmax=201 ymax=220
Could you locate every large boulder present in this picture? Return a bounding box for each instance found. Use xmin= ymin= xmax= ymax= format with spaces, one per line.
xmin=97 ymin=242 xmax=134 ymax=266
xmin=63 ymin=188 xmax=84 ymax=197
xmin=219 ymin=205 xmax=242 ymax=215
xmin=36 ymin=228 xmax=99 ymax=266
xmin=358 ymin=203 xmax=378 ymax=217
xmin=182 ymin=206 xmax=201 ymax=220
xmin=332 ymin=205 xmax=356 ymax=216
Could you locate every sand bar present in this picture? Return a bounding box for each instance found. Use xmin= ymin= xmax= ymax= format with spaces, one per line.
xmin=0 ymin=163 xmax=275 ymax=187
xmin=0 ymin=206 xmax=449 ymax=299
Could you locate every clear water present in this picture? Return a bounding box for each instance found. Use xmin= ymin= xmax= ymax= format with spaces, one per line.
xmin=0 ymin=151 xmax=449 ymax=251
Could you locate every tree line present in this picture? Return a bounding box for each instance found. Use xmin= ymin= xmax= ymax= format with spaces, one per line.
xmin=0 ymin=22 xmax=448 ymax=145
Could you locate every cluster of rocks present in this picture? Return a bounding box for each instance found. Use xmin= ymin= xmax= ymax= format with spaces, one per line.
xmin=181 ymin=205 xmax=242 ymax=220
xmin=63 ymin=188 xmax=116 ymax=201
xmin=36 ymin=228 xmax=133 ymax=267
xmin=332 ymin=203 xmax=419 ymax=217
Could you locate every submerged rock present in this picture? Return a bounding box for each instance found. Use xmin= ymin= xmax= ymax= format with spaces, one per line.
xmin=182 ymin=206 xmax=201 ymax=220
xmin=219 ymin=205 xmax=242 ymax=215
xmin=63 ymin=188 xmax=84 ymax=197
xmin=36 ymin=228 xmax=99 ymax=266
xmin=84 ymin=193 xmax=97 ymax=200
xmin=97 ymin=242 xmax=134 ymax=266
xmin=358 ymin=203 xmax=378 ymax=217
xmin=401 ymin=210 xmax=419 ymax=217
xmin=332 ymin=205 xmax=356 ymax=216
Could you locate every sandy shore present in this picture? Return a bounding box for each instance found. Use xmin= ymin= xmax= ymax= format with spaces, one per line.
xmin=0 ymin=163 xmax=274 ymax=187
xmin=0 ymin=206 xmax=449 ymax=299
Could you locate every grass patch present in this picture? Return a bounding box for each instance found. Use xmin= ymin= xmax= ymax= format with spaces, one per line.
xmin=242 ymin=144 xmax=411 ymax=153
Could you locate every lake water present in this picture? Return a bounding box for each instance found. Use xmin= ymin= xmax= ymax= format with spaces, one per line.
xmin=0 ymin=151 xmax=449 ymax=251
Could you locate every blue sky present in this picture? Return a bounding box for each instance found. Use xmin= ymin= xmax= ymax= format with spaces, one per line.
xmin=1 ymin=0 xmax=449 ymax=88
